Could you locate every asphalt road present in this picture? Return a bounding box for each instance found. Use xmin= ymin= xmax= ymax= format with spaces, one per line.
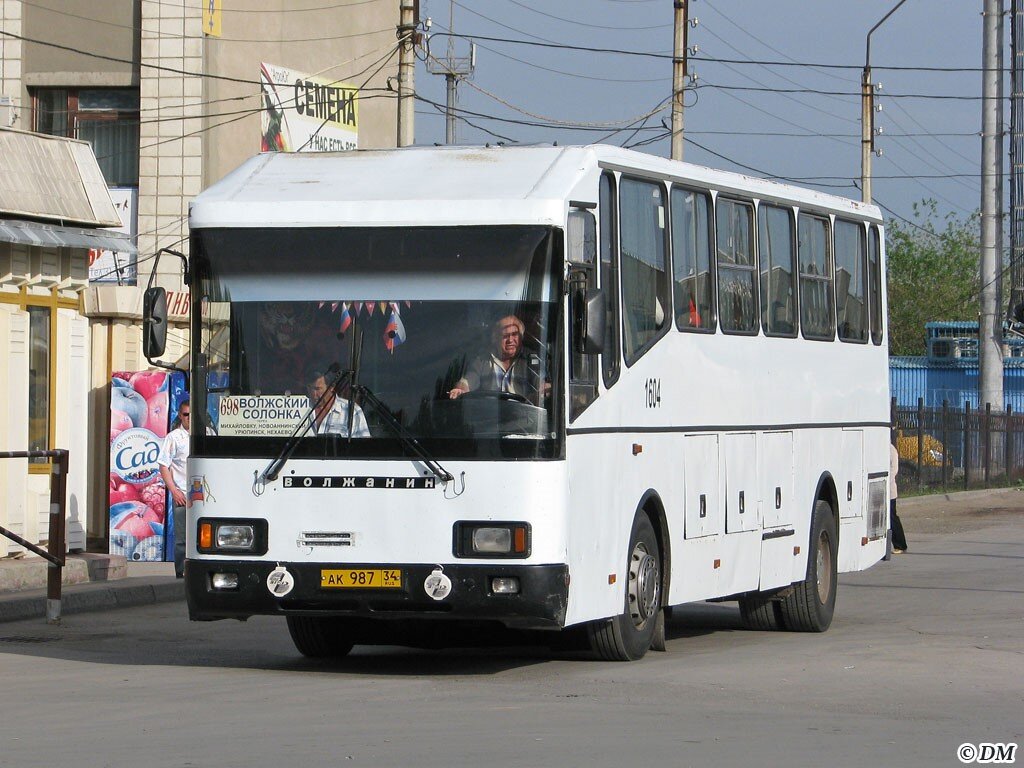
xmin=0 ymin=503 xmax=1020 ymax=768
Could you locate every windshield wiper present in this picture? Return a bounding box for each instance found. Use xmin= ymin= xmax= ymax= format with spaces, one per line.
xmin=256 ymin=365 xmax=351 ymax=486
xmin=355 ymin=384 xmax=454 ymax=483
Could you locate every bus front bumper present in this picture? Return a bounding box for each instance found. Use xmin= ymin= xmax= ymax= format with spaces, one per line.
xmin=185 ymin=561 xmax=570 ymax=630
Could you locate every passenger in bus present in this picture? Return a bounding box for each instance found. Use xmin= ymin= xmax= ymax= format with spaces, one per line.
xmin=448 ymin=315 xmax=545 ymax=402
xmin=306 ymin=368 xmax=371 ymax=437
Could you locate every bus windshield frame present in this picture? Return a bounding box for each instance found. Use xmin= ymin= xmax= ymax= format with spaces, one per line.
xmin=190 ymin=225 xmax=565 ymax=462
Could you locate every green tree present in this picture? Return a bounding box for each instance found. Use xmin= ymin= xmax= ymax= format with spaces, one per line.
xmin=885 ymin=200 xmax=980 ymax=356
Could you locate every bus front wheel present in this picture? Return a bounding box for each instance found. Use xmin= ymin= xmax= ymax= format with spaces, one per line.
xmin=286 ymin=616 xmax=355 ymax=658
xmin=588 ymin=514 xmax=662 ymax=661
xmin=778 ymin=500 xmax=838 ymax=632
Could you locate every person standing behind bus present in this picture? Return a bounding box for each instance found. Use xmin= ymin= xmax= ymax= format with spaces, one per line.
xmin=448 ymin=315 xmax=531 ymax=399
xmin=890 ymin=443 xmax=908 ymax=554
xmin=158 ymin=399 xmax=191 ymax=578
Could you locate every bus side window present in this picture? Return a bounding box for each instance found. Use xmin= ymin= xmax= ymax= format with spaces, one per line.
xmin=798 ymin=213 xmax=835 ymax=340
xmin=868 ymin=224 xmax=883 ymax=345
xmin=716 ymin=198 xmax=758 ymax=334
xmin=569 ymin=209 xmax=599 ymax=421
xmin=620 ymin=177 xmax=670 ymax=364
xmin=671 ymin=186 xmax=716 ymax=332
xmin=599 ymin=172 xmax=622 ymax=386
xmin=835 ymin=219 xmax=868 ymax=343
xmin=758 ymin=203 xmax=797 ymax=337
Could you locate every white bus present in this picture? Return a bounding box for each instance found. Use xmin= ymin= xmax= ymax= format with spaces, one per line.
xmin=158 ymin=144 xmax=891 ymax=661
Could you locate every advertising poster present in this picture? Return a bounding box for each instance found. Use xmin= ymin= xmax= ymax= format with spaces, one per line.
xmin=88 ymin=187 xmax=138 ymax=285
xmin=108 ymin=371 xmax=171 ymax=561
xmin=259 ymin=62 xmax=359 ymax=153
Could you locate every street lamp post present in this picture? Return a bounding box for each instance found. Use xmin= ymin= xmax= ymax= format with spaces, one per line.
xmin=862 ymin=0 xmax=910 ymax=204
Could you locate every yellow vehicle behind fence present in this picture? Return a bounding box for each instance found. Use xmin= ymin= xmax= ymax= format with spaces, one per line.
xmin=897 ymin=429 xmax=945 ymax=467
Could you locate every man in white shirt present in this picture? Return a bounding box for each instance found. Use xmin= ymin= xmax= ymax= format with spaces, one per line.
xmin=158 ymin=400 xmax=191 ymax=578
xmin=307 ymin=369 xmax=371 ymax=438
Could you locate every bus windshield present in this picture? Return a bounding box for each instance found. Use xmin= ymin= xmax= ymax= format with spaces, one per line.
xmin=192 ymin=226 xmax=563 ymax=461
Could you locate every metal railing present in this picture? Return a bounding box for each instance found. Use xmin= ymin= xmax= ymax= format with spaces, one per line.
xmin=892 ymin=398 xmax=1024 ymax=494
xmin=0 ymin=450 xmax=68 ymax=623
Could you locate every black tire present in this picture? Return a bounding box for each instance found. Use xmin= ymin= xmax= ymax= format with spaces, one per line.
xmin=778 ymin=500 xmax=838 ymax=632
xmin=738 ymin=593 xmax=783 ymax=630
xmin=588 ymin=514 xmax=662 ymax=661
xmin=286 ymin=616 xmax=355 ymax=658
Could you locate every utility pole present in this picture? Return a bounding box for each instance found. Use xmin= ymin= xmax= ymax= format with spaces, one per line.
xmin=426 ymin=1 xmax=475 ymax=145
xmin=860 ymin=66 xmax=875 ymax=204
xmin=980 ymin=0 xmax=1005 ymax=410
xmin=862 ymin=0 xmax=909 ymax=204
xmin=1010 ymin=0 xmax=1024 ymax=320
xmin=670 ymin=0 xmax=688 ymax=161
xmin=397 ymin=0 xmax=418 ymax=147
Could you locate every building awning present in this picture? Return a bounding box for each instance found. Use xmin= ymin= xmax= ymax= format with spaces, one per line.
xmin=0 ymin=218 xmax=137 ymax=254
xmin=0 ymin=127 xmax=122 ymax=227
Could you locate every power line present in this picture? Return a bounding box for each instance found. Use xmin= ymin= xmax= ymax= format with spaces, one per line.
xmin=502 ymin=0 xmax=669 ymax=31
xmin=433 ymin=31 xmax=983 ymax=72
xmin=0 ymin=30 xmax=259 ymax=85
xmin=697 ymin=81 xmax=985 ymax=101
xmin=141 ymin=0 xmax=385 ymax=12
xmin=15 ymin=0 xmax=392 ymax=42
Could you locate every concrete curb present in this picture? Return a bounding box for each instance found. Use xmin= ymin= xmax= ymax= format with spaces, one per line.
xmin=0 ymin=577 xmax=185 ymax=623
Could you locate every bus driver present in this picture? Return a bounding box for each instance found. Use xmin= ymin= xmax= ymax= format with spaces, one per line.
xmin=448 ymin=315 xmax=534 ymax=400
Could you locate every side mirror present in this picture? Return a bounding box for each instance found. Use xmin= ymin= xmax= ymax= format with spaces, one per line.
xmin=582 ymin=288 xmax=606 ymax=354
xmin=143 ymin=287 xmax=168 ymax=359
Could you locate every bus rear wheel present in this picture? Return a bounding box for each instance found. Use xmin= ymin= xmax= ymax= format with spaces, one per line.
xmin=588 ymin=514 xmax=662 ymax=661
xmin=286 ymin=616 xmax=355 ymax=658
xmin=778 ymin=500 xmax=838 ymax=632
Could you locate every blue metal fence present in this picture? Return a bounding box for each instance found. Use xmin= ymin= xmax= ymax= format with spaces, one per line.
xmin=890 ymin=356 xmax=1024 ymax=411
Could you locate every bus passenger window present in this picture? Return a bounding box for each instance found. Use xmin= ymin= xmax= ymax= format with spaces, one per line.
xmin=758 ymin=203 xmax=797 ymax=337
xmin=868 ymin=224 xmax=883 ymax=345
xmin=716 ymin=198 xmax=758 ymax=334
xmin=798 ymin=213 xmax=835 ymax=340
xmin=599 ymin=173 xmax=621 ymax=386
xmin=671 ymin=187 xmax=715 ymax=332
xmin=835 ymin=219 xmax=868 ymax=342
xmin=620 ymin=177 xmax=669 ymax=364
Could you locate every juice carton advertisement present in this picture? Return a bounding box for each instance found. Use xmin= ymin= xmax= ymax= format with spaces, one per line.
xmin=108 ymin=370 xmax=180 ymax=561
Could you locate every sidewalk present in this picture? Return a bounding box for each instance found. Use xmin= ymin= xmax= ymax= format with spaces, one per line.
xmin=0 ymin=557 xmax=183 ymax=623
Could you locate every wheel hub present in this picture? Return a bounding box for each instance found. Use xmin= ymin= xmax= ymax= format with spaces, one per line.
xmin=628 ymin=541 xmax=660 ymax=626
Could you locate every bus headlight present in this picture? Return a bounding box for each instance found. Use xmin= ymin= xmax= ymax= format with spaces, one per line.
xmin=216 ymin=525 xmax=255 ymax=550
xmin=474 ymin=527 xmax=511 ymax=553
xmin=197 ymin=518 xmax=268 ymax=555
xmin=454 ymin=522 xmax=530 ymax=558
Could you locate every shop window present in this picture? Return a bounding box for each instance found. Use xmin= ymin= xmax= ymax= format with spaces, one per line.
xmin=27 ymin=306 xmax=50 ymax=463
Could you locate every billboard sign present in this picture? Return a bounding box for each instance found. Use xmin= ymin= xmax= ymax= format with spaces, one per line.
xmin=88 ymin=187 xmax=137 ymax=285
xmin=260 ymin=62 xmax=358 ymax=153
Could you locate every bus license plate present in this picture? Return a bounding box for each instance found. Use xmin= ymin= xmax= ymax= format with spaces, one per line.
xmin=320 ymin=569 xmax=402 ymax=589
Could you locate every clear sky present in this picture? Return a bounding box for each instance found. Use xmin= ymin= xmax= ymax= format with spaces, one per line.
xmin=414 ymin=1 xmax=990 ymax=226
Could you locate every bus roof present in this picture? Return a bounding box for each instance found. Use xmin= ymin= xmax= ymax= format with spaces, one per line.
xmin=190 ymin=144 xmax=883 ymax=229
